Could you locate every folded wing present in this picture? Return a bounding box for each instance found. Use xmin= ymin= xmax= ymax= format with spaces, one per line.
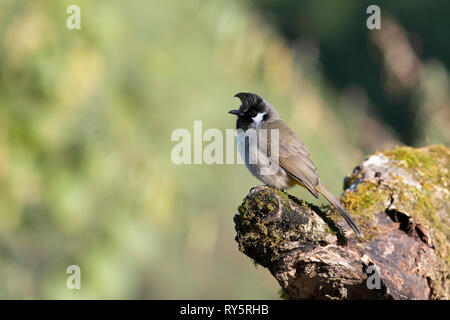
xmin=259 ymin=120 xmax=320 ymax=198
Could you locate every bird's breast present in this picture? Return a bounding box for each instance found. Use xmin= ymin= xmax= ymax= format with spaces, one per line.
xmin=236 ymin=130 xmax=296 ymax=189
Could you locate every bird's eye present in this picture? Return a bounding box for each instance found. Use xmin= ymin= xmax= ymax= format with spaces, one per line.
xmin=249 ymin=110 xmax=258 ymax=117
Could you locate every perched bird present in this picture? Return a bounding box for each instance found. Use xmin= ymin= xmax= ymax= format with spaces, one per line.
xmin=229 ymin=92 xmax=362 ymax=238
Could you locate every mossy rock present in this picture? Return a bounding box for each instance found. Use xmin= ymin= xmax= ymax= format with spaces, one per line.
xmin=233 ymin=145 xmax=449 ymax=299
xmin=341 ymin=145 xmax=449 ymax=298
xmin=234 ymin=186 xmax=335 ymax=268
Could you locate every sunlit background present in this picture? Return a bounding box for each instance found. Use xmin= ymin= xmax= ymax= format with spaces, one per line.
xmin=0 ymin=0 xmax=449 ymax=299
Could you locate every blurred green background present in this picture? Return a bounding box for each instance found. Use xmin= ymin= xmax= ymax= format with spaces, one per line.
xmin=0 ymin=0 xmax=448 ymax=299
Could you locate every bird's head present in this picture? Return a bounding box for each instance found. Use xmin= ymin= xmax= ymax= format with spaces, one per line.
xmin=229 ymin=92 xmax=279 ymax=130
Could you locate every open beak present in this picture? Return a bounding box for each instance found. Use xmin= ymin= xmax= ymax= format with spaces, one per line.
xmin=228 ymin=110 xmax=243 ymax=116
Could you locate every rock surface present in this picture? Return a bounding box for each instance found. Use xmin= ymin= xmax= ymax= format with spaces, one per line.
xmin=234 ymin=145 xmax=449 ymax=299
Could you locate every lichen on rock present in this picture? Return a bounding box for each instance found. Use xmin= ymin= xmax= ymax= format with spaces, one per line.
xmin=234 ymin=186 xmax=336 ymax=268
xmin=341 ymin=145 xmax=449 ymax=298
xmin=233 ymin=145 xmax=449 ymax=299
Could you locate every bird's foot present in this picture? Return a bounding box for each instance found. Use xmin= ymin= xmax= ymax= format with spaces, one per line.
xmin=251 ymin=185 xmax=286 ymax=193
xmin=250 ymin=185 xmax=268 ymax=192
xmin=267 ymin=185 xmax=287 ymax=193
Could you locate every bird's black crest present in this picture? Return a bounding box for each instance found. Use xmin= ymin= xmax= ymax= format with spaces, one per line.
xmin=234 ymin=92 xmax=262 ymax=109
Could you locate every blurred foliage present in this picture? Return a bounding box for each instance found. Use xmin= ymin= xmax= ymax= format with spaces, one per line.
xmin=0 ymin=0 xmax=448 ymax=299
xmin=255 ymin=0 xmax=450 ymax=146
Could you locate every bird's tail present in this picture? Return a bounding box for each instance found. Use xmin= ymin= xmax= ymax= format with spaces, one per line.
xmin=316 ymin=183 xmax=363 ymax=238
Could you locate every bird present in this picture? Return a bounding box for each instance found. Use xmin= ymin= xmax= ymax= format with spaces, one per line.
xmin=229 ymin=92 xmax=362 ymax=238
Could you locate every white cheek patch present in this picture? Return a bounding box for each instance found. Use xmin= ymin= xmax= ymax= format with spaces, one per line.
xmin=252 ymin=112 xmax=266 ymax=125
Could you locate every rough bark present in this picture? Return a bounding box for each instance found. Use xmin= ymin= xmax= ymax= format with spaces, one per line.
xmin=233 ymin=145 xmax=449 ymax=300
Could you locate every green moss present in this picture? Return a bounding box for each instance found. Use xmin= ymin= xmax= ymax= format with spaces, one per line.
xmin=287 ymin=194 xmax=339 ymax=238
xmin=236 ymin=188 xmax=290 ymax=264
xmin=235 ymin=187 xmax=336 ymax=266
xmin=339 ymin=182 xmax=390 ymax=239
xmin=340 ymin=145 xmax=450 ymax=247
xmin=237 ymin=188 xmax=279 ymax=222
xmin=340 ymin=145 xmax=449 ymax=294
xmin=381 ymin=146 xmax=449 ymax=236
xmin=381 ymin=145 xmax=450 ymax=188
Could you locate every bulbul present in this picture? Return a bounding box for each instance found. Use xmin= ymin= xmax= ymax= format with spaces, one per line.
xmin=229 ymin=92 xmax=362 ymax=238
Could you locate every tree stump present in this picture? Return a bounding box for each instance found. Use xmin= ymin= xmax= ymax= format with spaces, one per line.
xmin=233 ymin=145 xmax=449 ymax=299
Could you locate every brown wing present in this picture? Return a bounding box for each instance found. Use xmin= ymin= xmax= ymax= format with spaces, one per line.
xmin=259 ymin=120 xmax=320 ymax=198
